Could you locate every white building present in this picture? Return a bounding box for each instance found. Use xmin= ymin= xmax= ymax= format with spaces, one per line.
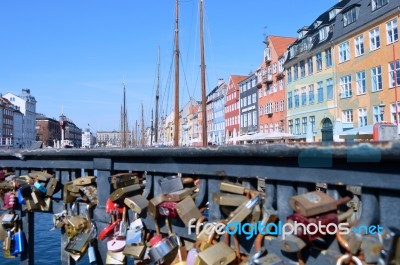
xmin=4 ymin=89 xmax=37 ymax=148
xmin=82 ymin=128 xmax=95 ymax=148
xmin=13 ymin=109 xmax=23 ymax=148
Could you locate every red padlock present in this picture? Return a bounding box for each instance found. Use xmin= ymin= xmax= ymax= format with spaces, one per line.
xmin=157 ymin=201 xmax=178 ymax=218
xmin=98 ymin=219 xmax=121 ymax=240
xmin=287 ymin=212 xmax=341 ymax=241
xmin=105 ymin=198 xmax=124 ymax=215
xmin=3 ymin=192 xmax=16 ymax=209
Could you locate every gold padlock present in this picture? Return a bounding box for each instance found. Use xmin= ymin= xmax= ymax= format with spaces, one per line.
xmin=124 ymin=194 xmax=149 ymax=214
xmin=213 ymin=192 xmax=247 ymax=206
xmin=176 ymin=196 xmax=202 ymax=225
xmin=197 ymin=242 xmax=236 ymax=265
xmin=123 ymin=243 xmax=147 ymax=259
xmin=72 ymin=176 xmax=96 ymax=186
xmin=165 ymin=187 xmax=195 ymax=202
xmin=148 ymin=194 xmax=167 ymax=219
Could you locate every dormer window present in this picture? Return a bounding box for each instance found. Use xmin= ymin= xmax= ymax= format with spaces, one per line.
xmin=371 ymin=0 xmax=388 ymax=11
xmin=343 ymin=6 xmax=360 ymax=27
xmin=313 ymin=21 xmax=322 ymax=29
xmin=329 ymin=9 xmax=341 ymax=20
xmin=319 ymin=26 xmax=329 ymax=42
xmin=297 ymin=26 xmax=309 ymax=39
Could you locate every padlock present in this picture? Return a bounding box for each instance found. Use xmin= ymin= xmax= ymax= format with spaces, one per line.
xmin=110 ymin=172 xmax=140 ymax=189
xmin=197 ymin=241 xmax=236 ymax=265
xmin=80 ymin=185 xmax=98 ymax=205
xmin=67 ymin=215 xmax=88 ymax=231
xmin=158 ymin=201 xmax=179 ymax=218
xmin=0 ymin=181 xmax=15 ymax=190
xmin=159 ymin=175 xmax=184 ymax=194
xmin=88 ymin=241 xmax=96 ymax=263
xmin=220 ymin=181 xmax=246 ymax=194
xmin=361 ymin=234 xmax=383 ymax=264
xmin=0 ymin=212 xmax=9 ymax=239
xmin=63 ymin=182 xmax=78 ymax=203
xmin=3 ymin=191 xmax=16 ymax=209
xmin=33 ymin=181 xmax=47 ymax=194
xmin=186 ymin=248 xmax=199 ymax=265
xmin=109 ymin=183 xmax=145 ymax=202
xmin=2 ymin=213 xmax=17 ymax=228
xmin=248 ymin=248 xmax=284 ymax=265
xmin=117 ymin=206 xmax=127 ymax=239
xmin=3 ymin=229 xmax=12 ymax=251
xmin=29 ymin=170 xmax=53 ymax=182
xmin=280 ymin=234 xmax=307 ymax=253
xmin=39 ymin=197 xmax=52 ymax=212
xmin=226 ymin=194 xmax=261 ymax=224
xmin=378 ymin=227 xmax=400 ymax=265
xmin=148 ymin=194 xmax=167 ymax=219
xmin=289 ymin=191 xmax=351 ymax=217
xmin=46 ymin=177 xmax=59 ymax=197
xmin=11 ymin=221 xmax=25 ymax=256
xmin=98 ymin=219 xmax=120 ymax=240
xmin=31 ymin=190 xmax=45 ymax=206
xmin=124 ymin=194 xmax=148 ymax=214
xmin=148 ymin=234 xmax=179 ymax=263
xmin=50 ymin=210 xmax=67 ymax=231
xmin=165 ymin=187 xmax=196 ymax=202
xmin=247 ymin=204 xmax=261 ymax=224
xmin=126 ymin=217 xmax=144 ymax=244
xmin=25 ymin=199 xmax=39 ymax=212
xmin=17 ymin=188 xmax=26 ymax=205
xmin=286 ymin=209 xmax=353 ymax=242
xmin=106 ymin=198 xmax=124 ymax=215
xmin=123 ymin=243 xmax=147 ymax=259
xmin=213 ymin=192 xmax=247 ymax=207
xmin=337 ymin=230 xmax=362 ymax=255
xmin=176 ymin=196 xmax=202 ymax=225
xmin=72 ymin=176 xmax=96 ymax=186
xmin=107 ymin=236 xmax=126 ymax=252
xmin=105 ymin=250 xmax=125 ymax=264
xmin=65 ymin=225 xmax=95 ymax=255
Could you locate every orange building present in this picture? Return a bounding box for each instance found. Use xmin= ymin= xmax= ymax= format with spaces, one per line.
xmin=332 ymin=0 xmax=399 ymax=139
xmin=257 ymin=36 xmax=296 ymax=134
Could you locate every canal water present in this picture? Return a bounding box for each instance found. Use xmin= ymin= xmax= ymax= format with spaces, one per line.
xmin=0 ymin=212 xmax=89 ymax=264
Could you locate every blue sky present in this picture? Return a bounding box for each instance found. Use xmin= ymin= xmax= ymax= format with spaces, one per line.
xmin=0 ymin=0 xmax=337 ymax=132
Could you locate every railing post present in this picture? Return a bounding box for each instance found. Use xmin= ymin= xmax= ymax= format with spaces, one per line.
xmin=93 ymin=158 xmax=112 ymax=265
xmin=18 ymin=169 xmax=34 ymax=265
xmin=60 ymin=170 xmax=75 ymax=265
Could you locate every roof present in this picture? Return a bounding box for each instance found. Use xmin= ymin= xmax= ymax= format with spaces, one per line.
xmin=286 ymin=0 xmax=351 ymax=62
xmin=332 ymin=0 xmax=400 ymax=42
xmin=268 ymin=35 xmax=297 ymax=57
xmin=230 ymin=75 xmax=248 ymax=85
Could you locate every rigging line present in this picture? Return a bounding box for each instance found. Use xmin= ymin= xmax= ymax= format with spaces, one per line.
xmin=179 ymin=54 xmax=193 ymax=104
xmin=161 ymin=46 xmax=175 ymax=120
xmin=203 ymin=2 xmax=218 ymax=85
xmin=191 ymin=0 xmax=200 ymax=100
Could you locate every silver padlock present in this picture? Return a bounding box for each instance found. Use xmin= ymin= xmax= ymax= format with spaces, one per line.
xmin=148 ymin=234 xmax=179 ymax=263
xmin=126 ymin=216 xmax=144 ymax=245
xmin=377 ymin=227 xmax=400 ymax=265
xmin=249 ymin=248 xmax=284 ymax=265
xmin=159 ymin=176 xmax=183 ymax=194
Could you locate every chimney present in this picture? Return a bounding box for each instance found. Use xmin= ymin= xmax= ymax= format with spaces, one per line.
xmin=217 ymin=78 xmax=224 ymax=87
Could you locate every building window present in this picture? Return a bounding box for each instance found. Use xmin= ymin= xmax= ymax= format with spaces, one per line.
xmin=316 ymin=52 xmax=322 ymax=71
xmin=300 ymin=60 xmax=306 ymax=78
xmin=317 ymin=81 xmax=324 ymax=102
xmin=369 ymin=28 xmax=380 ymax=51
xmin=309 ymin=84 xmax=315 ymax=104
xmin=358 ymin=108 xmax=368 ymax=127
xmin=340 ymin=75 xmax=352 ymax=98
xmin=294 ymin=64 xmax=299 ymax=80
xmin=356 ymin=71 xmax=366 ymax=95
xmin=280 ymin=100 xmax=284 ymax=112
xmin=273 ymin=63 xmax=277 ymax=74
xmin=339 ymin=42 xmax=350 ymax=63
xmin=274 ymin=102 xmax=279 ymax=113
xmin=294 ymin=118 xmax=300 ymax=135
xmin=248 ymin=112 xmax=252 ymax=126
xmin=354 ymin=35 xmax=364 ymax=57
xmin=308 ymin=116 xmax=315 ymax=133
xmin=307 ymin=57 xmax=313 ymax=75
xmin=343 ymin=109 xmax=354 ymax=123
xmin=253 ymin=111 xmax=257 ymax=126
xmin=371 ymin=66 xmax=383 ymax=91
xmin=373 ymin=105 xmax=384 ymax=122
xmin=279 ymin=79 xmax=283 ymax=90
xmin=288 ymin=91 xmax=293 ymax=110
xmin=387 ymin=19 xmax=398 ymax=44
xmin=302 ymin=117 xmax=307 ymax=134
xmin=325 ymin=48 xmax=332 ymax=68
xmin=389 ymin=60 xmax=400 ymax=88
xmin=319 ymin=26 xmax=329 ymax=41
xmin=301 ymin=87 xmax=307 ymax=106
xmin=252 ymin=93 xmax=256 ymax=103
xmin=371 ymin=0 xmax=388 ymax=11
xmin=248 ymin=95 xmax=252 ymax=105
xmin=343 ymin=7 xmax=359 ymax=27
xmin=287 ymin=67 xmax=292 ymax=83
xmin=294 ymin=89 xmax=299 ymax=108
xmin=391 ymin=102 xmax=400 ymax=124
xmin=326 ymin=78 xmax=333 ymax=100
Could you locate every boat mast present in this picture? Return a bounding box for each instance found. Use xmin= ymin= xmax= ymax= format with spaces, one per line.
xmin=155 ymin=47 xmax=160 ymax=143
xmin=120 ymin=82 xmax=128 ymax=148
xmin=141 ymin=103 xmax=145 ymax=147
xmin=200 ymin=0 xmax=207 ymax=147
xmin=173 ymin=0 xmax=180 ymax=147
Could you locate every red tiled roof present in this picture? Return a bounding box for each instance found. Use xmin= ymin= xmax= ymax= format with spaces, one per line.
xmin=230 ymin=75 xmax=248 ymax=85
xmin=269 ymin=35 xmax=297 ymax=57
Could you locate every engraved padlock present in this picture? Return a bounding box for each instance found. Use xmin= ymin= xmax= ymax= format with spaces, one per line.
xmin=109 ymin=183 xmax=145 ymax=202
xmin=110 ymin=172 xmax=140 ymax=189
xmin=289 ymin=191 xmax=351 ymax=217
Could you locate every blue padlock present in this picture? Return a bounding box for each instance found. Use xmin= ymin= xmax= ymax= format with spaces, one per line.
xmin=34 ymin=181 xmax=47 ymax=194
xmin=17 ymin=189 xmax=25 ymax=205
xmin=12 ymin=222 xmax=25 ymax=256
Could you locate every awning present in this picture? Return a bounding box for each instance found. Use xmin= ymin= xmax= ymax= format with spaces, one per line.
xmin=339 ymin=125 xmax=373 ymax=140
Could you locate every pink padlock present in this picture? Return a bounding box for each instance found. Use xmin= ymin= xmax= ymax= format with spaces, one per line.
xmin=3 ymin=191 xmax=16 ymax=209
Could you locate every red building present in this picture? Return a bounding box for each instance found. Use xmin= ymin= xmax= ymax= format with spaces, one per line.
xmin=257 ymin=36 xmax=296 ymax=134
xmin=225 ymin=75 xmax=247 ymax=142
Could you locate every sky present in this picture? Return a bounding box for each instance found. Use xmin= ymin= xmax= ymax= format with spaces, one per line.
xmin=0 ymin=0 xmax=338 ymax=132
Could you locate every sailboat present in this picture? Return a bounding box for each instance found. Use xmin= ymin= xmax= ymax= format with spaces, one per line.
xmin=169 ymin=0 xmax=207 ymax=147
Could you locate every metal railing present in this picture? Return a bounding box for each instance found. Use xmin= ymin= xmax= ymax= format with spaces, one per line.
xmin=1 ymin=141 xmax=400 ymax=264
